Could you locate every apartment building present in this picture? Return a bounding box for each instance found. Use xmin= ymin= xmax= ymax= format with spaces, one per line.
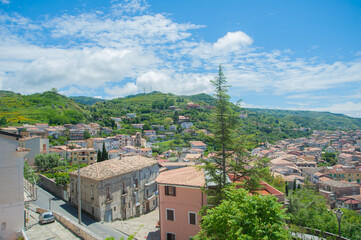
xmin=69 ymin=156 xmax=159 ymax=222
xmin=18 ymin=136 xmax=49 ymax=165
xmin=67 ymin=148 xmax=97 ymax=165
xmin=0 ymin=131 xmax=29 ymax=240
xmin=156 ymin=167 xmax=207 ymax=240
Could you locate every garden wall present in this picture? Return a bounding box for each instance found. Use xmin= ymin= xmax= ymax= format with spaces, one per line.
xmin=38 ymin=174 xmax=69 ymax=201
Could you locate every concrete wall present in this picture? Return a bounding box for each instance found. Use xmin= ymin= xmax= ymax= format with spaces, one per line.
xmin=38 ymin=174 xmax=69 ymax=201
xmin=0 ymin=134 xmax=27 ymax=240
xmin=36 ymin=207 xmax=101 ymax=240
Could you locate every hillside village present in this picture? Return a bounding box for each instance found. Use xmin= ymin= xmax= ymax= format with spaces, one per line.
xmin=1 ymin=109 xmax=361 ymax=239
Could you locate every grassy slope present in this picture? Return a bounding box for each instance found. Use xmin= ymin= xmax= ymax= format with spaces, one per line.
xmin=0 ymin=91 xmax=89 ymax=125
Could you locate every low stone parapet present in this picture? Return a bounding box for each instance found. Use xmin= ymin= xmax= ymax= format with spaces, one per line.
xmin=36 ymin=207 xmax=101 ymax=240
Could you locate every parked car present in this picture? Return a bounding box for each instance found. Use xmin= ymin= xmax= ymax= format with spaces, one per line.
xmin=39 ymin=212 xmax=55 ymax=224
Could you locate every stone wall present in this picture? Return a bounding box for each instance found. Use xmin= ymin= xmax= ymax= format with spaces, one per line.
xmin=36 ymin=207 xmax=101 ymax=240
xmin=38 ymin=174 xmax=69 ymax=201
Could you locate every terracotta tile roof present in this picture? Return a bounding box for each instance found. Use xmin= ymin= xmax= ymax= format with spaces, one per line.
xmin=189 ymin=141 xmax=206 ymax=146
xmin=156 ymin=166 xmax=205 ymax=188
xmin=69 ymin=156 xmax=157 ymax=181
xmin=344 ymin=194 xmax=361 ymax=202
xmin=319 ymin=179 xmax=360 ymax=188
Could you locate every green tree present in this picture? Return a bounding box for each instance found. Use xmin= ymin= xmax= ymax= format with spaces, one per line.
xmin=24 ymin=162 xmax=39 ymax=184
xmin=83 ymin=130 xmax=91 ymax=139
xmin=0 ymin=116 xmax=6 ymax=126
xmin=163 ymin=117 xmax=173 ymax=127
xmin=101 ymin=142 xmax=108 ymax=161
xmin=287 ymin=188 xmax=337 ymax=233
xmin=201 ymin=65 xmax=264 ymax=206
xmin=97 ymin=149 xmax=102 ymax=162
xmin=34 ymin=153 xmax=67 ymax=172
xmin=195 ymin=185 xmax=290 ymax=240
xmin=321 ymin=152 xmax=337 ymax=165
xmin=209 ymin=65 xmax=237 ymax=186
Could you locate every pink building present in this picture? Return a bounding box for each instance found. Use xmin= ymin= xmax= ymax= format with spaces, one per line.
xmin=156 ymin=167 xmax=206 ymax=240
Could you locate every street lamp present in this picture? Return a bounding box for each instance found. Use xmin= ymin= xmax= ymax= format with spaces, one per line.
xmin=335 ymin=208 xmax=343 ymax=240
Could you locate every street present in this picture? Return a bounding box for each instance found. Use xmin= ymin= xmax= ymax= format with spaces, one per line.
xmin=32 ymin=186 xmax=129 ymax=240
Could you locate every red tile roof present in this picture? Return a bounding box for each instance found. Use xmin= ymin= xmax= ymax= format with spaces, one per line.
xmin=156 ymin=166 xmax=205 ymax=188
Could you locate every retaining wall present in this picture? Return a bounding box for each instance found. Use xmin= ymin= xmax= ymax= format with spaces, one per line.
xmin=36 ymin=207 xmax=101 ymax=240
xmin=38 ymin=174 xmax=69 ymax=201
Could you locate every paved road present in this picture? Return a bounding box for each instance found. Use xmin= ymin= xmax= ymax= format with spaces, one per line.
xmin=25 ymin=208 xmax=80 ymax=240
xmin=32 ymin=186 xmax=129 ymax=240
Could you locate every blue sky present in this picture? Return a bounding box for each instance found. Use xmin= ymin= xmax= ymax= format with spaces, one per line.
xmin=1 ymin=0 xmax=361 ymax=117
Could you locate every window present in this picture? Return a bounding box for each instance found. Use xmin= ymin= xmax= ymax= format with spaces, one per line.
xmin=189 ymin=212 xmax=196 ymax=225
xmin=166 ymin=233 xmax=176 ymax=240
xmin=165 ymin=186 xmax=176 ymax=196
xmin=106 ymin=186 xmax=111 ymax=200
xmin=166 ymin=209 xmax=175 ymax=221
xmin=134 ymin=178 xmax=139 ymax=188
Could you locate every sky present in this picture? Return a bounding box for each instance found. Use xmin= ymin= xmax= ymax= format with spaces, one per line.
xmin=1 ymin=0 xmax=361 ymax=117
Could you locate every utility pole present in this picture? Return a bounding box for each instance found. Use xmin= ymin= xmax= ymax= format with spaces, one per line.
xmin=78 ymin=166 xmax=82 ymax=225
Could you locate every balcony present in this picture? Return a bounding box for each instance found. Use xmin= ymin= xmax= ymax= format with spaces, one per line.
xmin=105 ymin=196 xmax=113 ymax=204
xmin=145 ymin=180 xmax=155 ymax=187
xmin=145 ymin=193 xmax=156 ymax=201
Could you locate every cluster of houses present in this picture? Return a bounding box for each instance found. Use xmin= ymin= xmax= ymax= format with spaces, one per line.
xmin=4 ymin=116 xmax=361 ymax=239
xmin=252 ymin=130 xmax=361 ymax=211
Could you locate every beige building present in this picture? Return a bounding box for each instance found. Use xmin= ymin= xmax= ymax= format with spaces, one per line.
xmin=69 ymin=156 xmax=159 ymax=222
xmin=67 ymin=148 xmax=97 ymax=165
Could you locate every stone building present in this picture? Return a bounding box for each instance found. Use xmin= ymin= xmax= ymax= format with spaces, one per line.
xmin=69 ymin=155 xmax=159 ymax=222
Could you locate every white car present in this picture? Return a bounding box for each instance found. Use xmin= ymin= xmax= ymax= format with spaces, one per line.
xmin=39 ymin=212 xmax=55 ymax=224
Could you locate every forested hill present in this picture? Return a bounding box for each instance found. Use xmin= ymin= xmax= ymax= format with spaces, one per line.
xmin=70 ymin=96 xmax=105 ymax=105
xmin=249 ymin=108 xmax=361 ymax=130
xmin=1 ymin=90 xmax=361 ymax=143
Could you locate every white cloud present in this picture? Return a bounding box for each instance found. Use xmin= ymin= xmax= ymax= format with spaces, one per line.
xmin=311 ymin=102 xmax=361 ymax=118
xmin=111 ymin=0 xmax=149 ymax=15
xmin=136 ymin=71 xmax=212 ymax=95
xmin=104 ymin=82 xmax=139 ymax=98
xmin=0 ymin=0 xmax=10 ymax=4
xmin=213 ymin=31 xmax=253 ymax=52
xmin=0 ymin=0 xmax=361 ymax=119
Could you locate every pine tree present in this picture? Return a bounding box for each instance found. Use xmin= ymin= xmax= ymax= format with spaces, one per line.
xmin=293 ymin=179 xmax=297 ymax=191
xmin=101 ymin=142 xmax=108 ymax=161
xmin=97 ymin=150 xmax=102 ymax=162
xmin=201 ymin=65 xmax=264 ymax=206
xmin=205 ymin=64 xmax=238 ymax=189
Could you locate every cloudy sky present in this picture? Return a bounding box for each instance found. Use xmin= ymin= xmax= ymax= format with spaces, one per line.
xmin=1 ymin=0 xmax=361 ymax=117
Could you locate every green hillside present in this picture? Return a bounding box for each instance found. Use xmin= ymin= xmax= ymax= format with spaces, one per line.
xmin=1 ymin=90 xmax=361 ymax=143
xmin=70 ymin=96 xmax=105 ymax=105
xmin=249 ymin=108 xmax=361 ymax=130
xmin=0 ymin=91 xmax=89 ymax=125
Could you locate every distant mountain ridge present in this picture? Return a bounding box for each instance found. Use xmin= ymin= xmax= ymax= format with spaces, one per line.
xmin=1 ymin=90 xmax=361 ymax=133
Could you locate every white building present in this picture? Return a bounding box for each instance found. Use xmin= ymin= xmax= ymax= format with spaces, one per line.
xmin=0 ymin=131 xmax=29 ymax=240
xmin=18 ymin=136 xmax=49 ymax=165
